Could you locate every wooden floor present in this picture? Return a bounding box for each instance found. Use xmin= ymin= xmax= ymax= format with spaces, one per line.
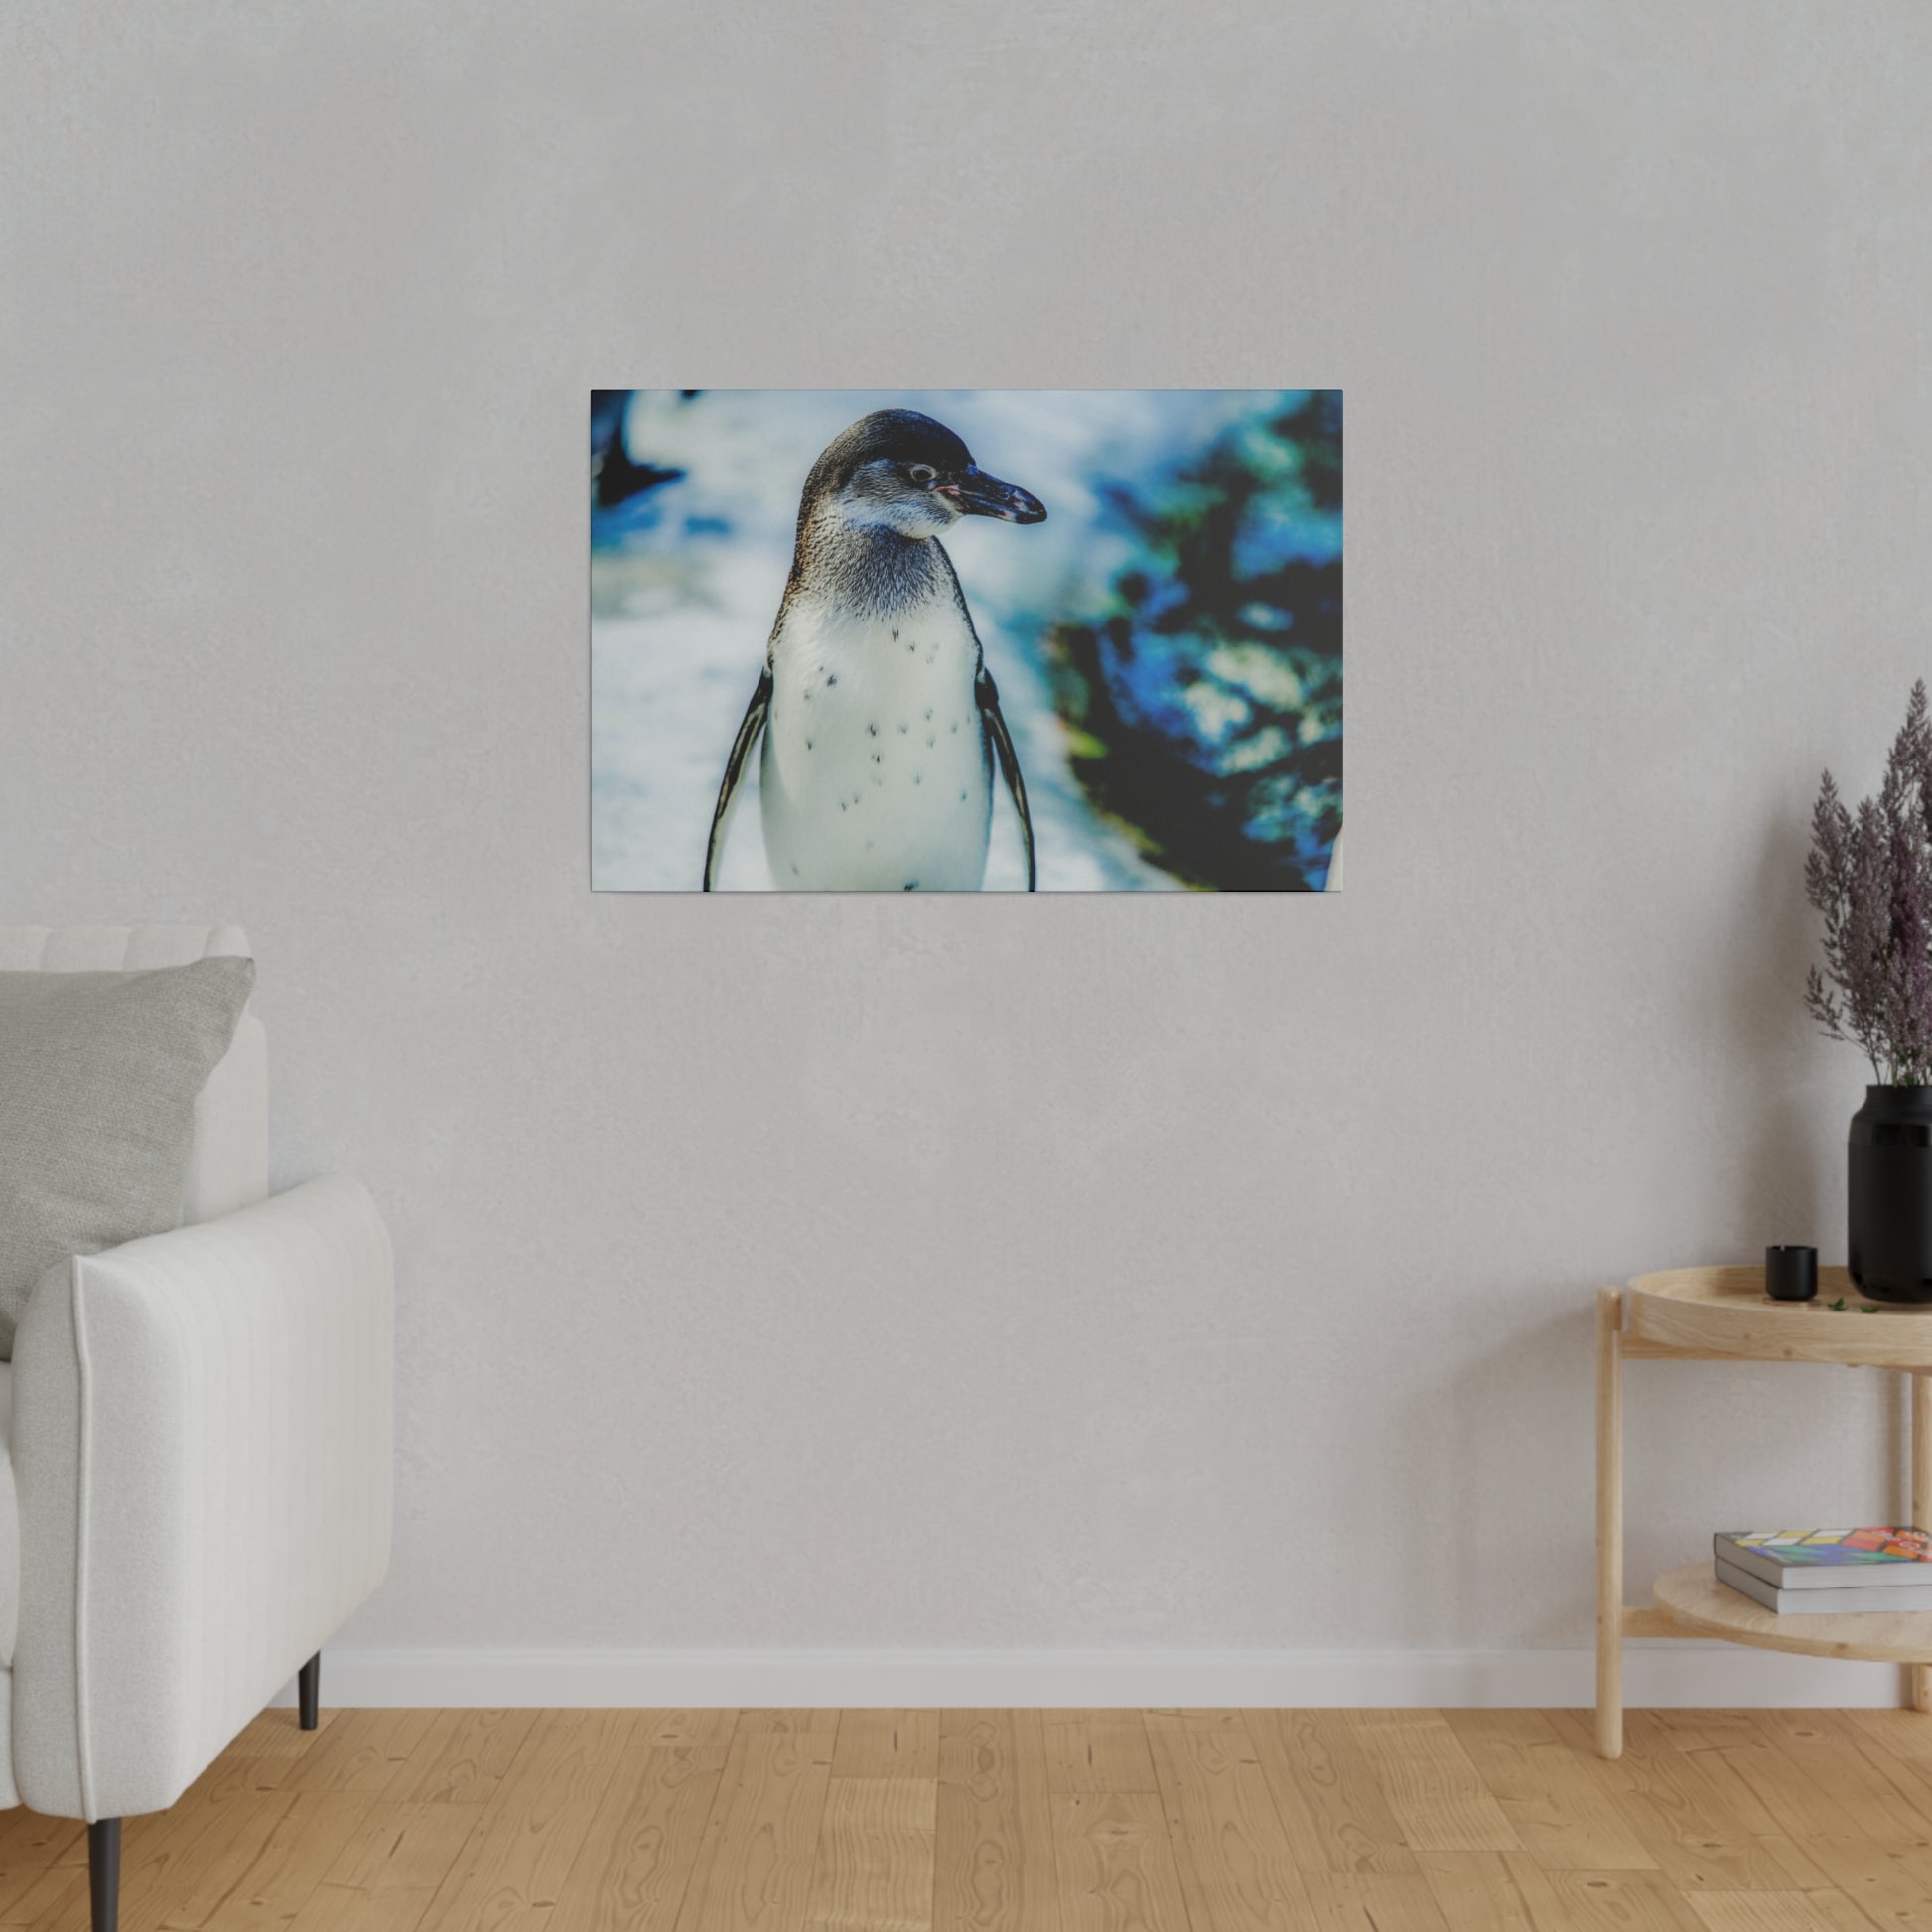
xmin=5 ymin=1708 xmax=1932 ymax=1929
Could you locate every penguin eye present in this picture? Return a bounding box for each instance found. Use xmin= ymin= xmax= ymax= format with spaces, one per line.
xmin=907 ymin=465 xmax=936 ymax=486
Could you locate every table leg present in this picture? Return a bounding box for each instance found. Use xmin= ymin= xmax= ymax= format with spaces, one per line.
xmin=1914 ymin=1371 xmax=1932 ymax=1715
xmin=1597 ymin=1286 xmax=1623 ymax=1758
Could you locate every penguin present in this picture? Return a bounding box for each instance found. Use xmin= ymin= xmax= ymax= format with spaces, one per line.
xmin=702 ymin=410 xmax=1045 ymax=891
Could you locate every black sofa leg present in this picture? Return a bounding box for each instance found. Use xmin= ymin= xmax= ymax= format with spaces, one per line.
xmin=298 ymin=1652 xmax=321 ymax=1731
xmin=84 ymin=1659 xmax=317 ymax=1930
xmin=89 ymin=1818 xmax=120 ymax=1932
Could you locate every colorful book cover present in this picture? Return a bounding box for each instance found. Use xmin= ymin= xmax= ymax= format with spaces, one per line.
xmin=1721 ymin=1528 xmax=1932 ymax=1568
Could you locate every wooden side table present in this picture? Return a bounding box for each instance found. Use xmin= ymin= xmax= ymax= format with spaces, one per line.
xmin=1595 ymin=1266 xmax=1932 ymax=1758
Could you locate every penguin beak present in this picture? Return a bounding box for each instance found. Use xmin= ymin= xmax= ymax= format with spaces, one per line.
xmin=946 ymin=465 xmax=1046 ymax=524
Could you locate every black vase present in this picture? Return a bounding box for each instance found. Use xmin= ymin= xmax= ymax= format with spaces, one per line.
xmin=1849 ymin=1085 xmax=1932 ymax=1304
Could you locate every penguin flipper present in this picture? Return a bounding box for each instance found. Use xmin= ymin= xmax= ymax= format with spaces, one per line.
xmin=976 ymin=664 xmax=1035 ymax=892
xmin=703 ymin=666 xmax=772 ymax=890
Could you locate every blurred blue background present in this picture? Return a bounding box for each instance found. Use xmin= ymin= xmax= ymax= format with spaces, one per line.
xmin=592 ymin=390 xmax=1342 ymax=891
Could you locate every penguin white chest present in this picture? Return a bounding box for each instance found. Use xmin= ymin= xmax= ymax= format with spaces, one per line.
xmin=760 ymin=600 xmax=992 ymax=890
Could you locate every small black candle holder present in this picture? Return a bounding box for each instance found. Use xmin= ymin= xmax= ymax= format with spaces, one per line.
xmin=1765 ymin=1245 xmax=1818 ymax=1303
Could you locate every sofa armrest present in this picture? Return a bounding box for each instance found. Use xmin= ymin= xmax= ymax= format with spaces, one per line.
xmin=10 ymin=1176 xmax=393 ymax=1820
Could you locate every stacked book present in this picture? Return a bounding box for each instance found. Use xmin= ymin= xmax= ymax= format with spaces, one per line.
xmin=1716 ymin=1528 xmax=1932 ymax=1614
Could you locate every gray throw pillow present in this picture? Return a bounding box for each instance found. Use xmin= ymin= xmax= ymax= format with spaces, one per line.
xmin=0 ymin=956 xmax=256 ymax=1356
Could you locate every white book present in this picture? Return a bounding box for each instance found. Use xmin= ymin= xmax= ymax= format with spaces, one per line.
xmin=1716 ymin=1557 xmax=1932 ymax=1616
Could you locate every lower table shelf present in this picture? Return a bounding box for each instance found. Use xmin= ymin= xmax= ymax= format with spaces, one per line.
xmin=1651 ymin=1561 xmax=1932 ymax=1666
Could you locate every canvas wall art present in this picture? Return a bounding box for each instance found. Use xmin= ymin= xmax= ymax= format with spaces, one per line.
xmin=591 ymin=390 xmax=1342 ymax=892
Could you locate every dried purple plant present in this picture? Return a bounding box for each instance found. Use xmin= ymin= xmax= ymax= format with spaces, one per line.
xmin=1806 ymin=681 xmax=1932 ymax=1084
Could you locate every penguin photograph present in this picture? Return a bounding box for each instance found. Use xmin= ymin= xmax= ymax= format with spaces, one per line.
xmin=592 ymin=391 xmax=1342 ymax=892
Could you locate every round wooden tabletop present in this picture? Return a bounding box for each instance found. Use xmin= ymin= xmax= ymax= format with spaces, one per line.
xmin=1625 ymin=1265 xmax=1932 ymax=1368
xmin=1653 ymin=1561 xmax=1932 ymax=1663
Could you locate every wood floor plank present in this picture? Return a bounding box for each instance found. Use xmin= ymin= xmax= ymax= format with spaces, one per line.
xmin=1544 ymin=1711 xmax=1843 ymax=1894
xmin=1145 ymin=1710 xmax=1311 ymax=1930
xmin=8 ymin=1867 xmax=88 ymax=1931
xmin=1751 ymin=1839 xmax=1843 ymax=1894
xmin=1299 ymin=1871 xmax=1453 ymax=1931
xmin=1746 ymin=1712 xmax=1932 ymax=1841
xmin=227 ymin=1711 xmax=336 ymax=1762
xmin=1415 ymin=1850 xmax=1556 ymax=1932
xmin=1245 ymin=1709 xmax=1418 ymax=1875
xmin=833 ymin=1714 xmax=940 ymax=1782
xmin=1442 ymin=1709 xmax=1654 ymax=1870
xmin=1615 ymin=1728 xmax=1794 ymax=1848
xmin=192 ymin=1762 xmax=287 ymax=1804
xmin=0 ymin=1814 xmax=84 ymax=1923
xmin=1536 ymin=1869 xmax=1710 ymax=1931
xmin=1797 ymin=1837 xmax=1932 ymax=1932
xmin=1141 ymin=1709 xmax=1246 ymax=1737
xmin=0 ymin=1807 xmax=80 ymax=1858
xmin=194 ymin=1790 xmax=374 ymax=1930
xmin=272 ymin=1711 xmax=442 ymax=1797
xmin=135 ymin=1793 xmax=297 ymax=1932
xmin=803 ymin=1777 xmax=935 ymax=1931
xmin=548 ymin=1744 xmax=729 ymax=1932
xmin=0 ymin=1811 xmax=92 ymax=1932
xmin=415 ymin=1709 xmax=634 ymax=1932
xmin=1687 ymin=1739 xmax=1872 ymax=1845
xmin=933 ymin=1711 xmax=1062 ymax=1932
xmin=1683 ymin=1890 xmax=1875 ymax=1931
xmin=1345 ymin=1712 xmax=1521 ymax=1855
xmin=285 ymin=1801 xmax=486 ymax=1932
xmin=1551 ymin=1715 xmax=1816 ymax=1895
xmin=674 ymin=1726 xmax=834 ymax=1932
xmin=645 ymin=1714 xmax=742 ymax=1748
xmin=1844 ymin=1705 xmax=1932 ymax=1766
xmin=1800 ymin=1718 xmax=1932 ymax=1868
xmin=1668 ymin=1756 xmax=1803 ymax=1850
xmin=1039 ymin=1717 xmax=1155 ymax=1796
xmin=1049 ymin=1794 xmax=1188 ymax=1932
xmin=740 ymin=1712 xmax=842 ymax=1735
xmin=1643 ymin=1714 xmax=1774 ymax=1755
xmin=384 ymin=1710 xmax=540 ymax=1805
xmin=1837 ymin=1709 xmax=1932 ymax=1821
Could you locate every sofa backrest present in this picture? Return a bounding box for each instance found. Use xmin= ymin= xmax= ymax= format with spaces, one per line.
xmin=0 ymin=924 xmax=269 ymax=1225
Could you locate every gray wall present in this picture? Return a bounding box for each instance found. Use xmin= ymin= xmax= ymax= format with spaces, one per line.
xmin=5 ymin=0 xmax=1930 ymax=1656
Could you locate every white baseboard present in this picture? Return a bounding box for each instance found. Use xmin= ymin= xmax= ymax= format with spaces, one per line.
xmin=273 ymin=1644 xmax=1914 ymax=1710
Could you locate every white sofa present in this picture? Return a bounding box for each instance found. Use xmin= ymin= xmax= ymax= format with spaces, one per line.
xmin=0 ymin=925 xmax=393 ymax=1932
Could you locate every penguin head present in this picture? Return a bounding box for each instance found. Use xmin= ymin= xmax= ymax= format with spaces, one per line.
xmin=804 ymin=410 xmax=1046 ymax=538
